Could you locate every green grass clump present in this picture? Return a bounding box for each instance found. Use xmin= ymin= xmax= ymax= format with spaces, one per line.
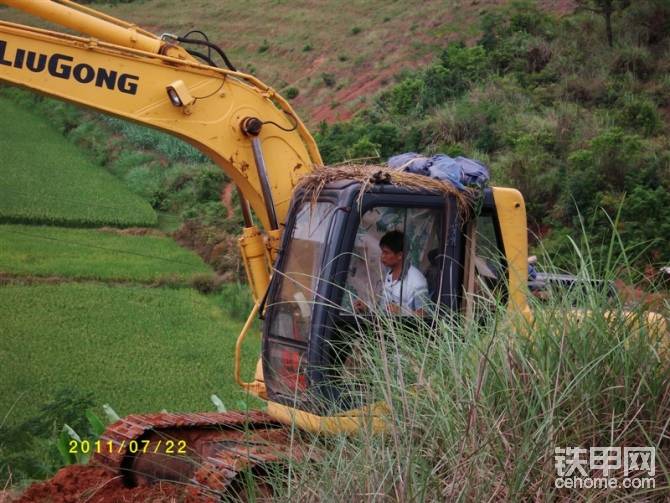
xmin=271 ymin=236 xmax=670 ymax=501
xmin=0 ymin=283 xmax=260 ymax=425
xmin=0 ymin=98 xmax=156 ymax=228
xmin=284 ymin=86 xmax=300 ymax=99
xmin=0 ymin=225 xmax=213 ymax=284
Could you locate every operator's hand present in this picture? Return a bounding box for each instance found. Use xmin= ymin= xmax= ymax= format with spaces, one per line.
xmin=387 ymin=303 xmax=401 ymax=315
xmin=353 ymin=299 xmax=367 ymax=313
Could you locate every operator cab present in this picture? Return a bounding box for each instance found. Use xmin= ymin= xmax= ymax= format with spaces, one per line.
xmin=262 ymin=181 xmax=506 ymax=415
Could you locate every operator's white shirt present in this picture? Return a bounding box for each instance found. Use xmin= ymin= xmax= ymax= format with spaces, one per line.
xmin=381 ymin=264 xmax=429 ymax=314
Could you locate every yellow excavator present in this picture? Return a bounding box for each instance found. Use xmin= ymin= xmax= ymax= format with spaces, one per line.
xmin=0 ymin=0 xmax=531 ymax=498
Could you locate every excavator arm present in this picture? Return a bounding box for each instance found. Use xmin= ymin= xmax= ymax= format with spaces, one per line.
xmin=0 ymin=0 xmax=322 ymax=299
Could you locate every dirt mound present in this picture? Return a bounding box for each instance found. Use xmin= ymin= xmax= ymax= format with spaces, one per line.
xmin=15 ymin=465 xmax=185 ymax=503
xmin=171 ymin=220 xmax=241 ymax=281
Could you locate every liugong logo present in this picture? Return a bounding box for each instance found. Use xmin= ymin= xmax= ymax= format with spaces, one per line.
xmin=0 ymin=40 xmax=139 ymax=95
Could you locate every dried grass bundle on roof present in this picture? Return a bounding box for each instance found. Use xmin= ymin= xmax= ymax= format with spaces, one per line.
xmin=296 ymin=164 xmax=474 ymax=217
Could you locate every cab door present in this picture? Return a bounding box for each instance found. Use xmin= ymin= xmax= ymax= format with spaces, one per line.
xmin=308 ymin=190 xmax=465 ymax=412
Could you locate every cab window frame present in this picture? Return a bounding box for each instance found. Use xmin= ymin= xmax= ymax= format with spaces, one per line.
xmin=329 ymin=192 xmax=464 ymax=320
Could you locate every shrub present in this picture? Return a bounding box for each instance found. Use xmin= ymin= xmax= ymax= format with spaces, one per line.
xmin=616 ymin=94 xmax=662 ymax=136
xmin=284 ymin=86 xmax=300 ymax=99
xmin=108 ymin=151 xmax=157 ymax=178
xmin=388 ymin=78 xmax=424 ymax=115
xmin=423 ymin=96 xmax=502 ymax=149
xmin=480 ymin=1 xmax=553 ymax=74
xmin=379 ymin=44 xmax=492 ymax=115
xmin=611 ymin=45 xmax=655 ymax=80
xmin=258 ymin=39 xmax=270 ymax=53
xmin=1 ymin=388 xmax=97 ymax=484
xmin=124 ymin=165 xmax=163 ymax=202
xmin=172 ymin=220 xmax=242 ymax=277
xmin=562 ymin=128 xmax=645 ymax=221
xmin=620 ymin=186 xmax=670 ymax=261
xmin=346 ymin=136 xmax=381 ymax=160
xmin=67 ymin=121 xmax=110 ymax=165
xmin=563 ymin=75 xmax=609 ymax=104
xmin=321 ymin=73 xmax=336 ymax=87
xmin=439 ymin=43 xmax=489 ymax=82
xmin=625 ymin=0 xmax=670 ymax=46
xmin=351 ymin=26 xmax=362 ymax=35
xmin=649 ymin=74 xmax=670 ymax=106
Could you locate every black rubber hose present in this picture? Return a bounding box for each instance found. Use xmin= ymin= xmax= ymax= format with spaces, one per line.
xmin=186 ymin=49 xmax=218 ymax=68
xmin=177 ymin=36 xmax=237 ymax=71
xmin=182 ymin=30 xmax=212 ymax=61
xmin=182 ymin=30 xmax=210 ymax=42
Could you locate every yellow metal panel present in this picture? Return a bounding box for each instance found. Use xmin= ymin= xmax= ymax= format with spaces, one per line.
xmin=491 ymin=187 xmax=531 ymax=318
xmin=267 ymin=401 xmax=388 ymax=434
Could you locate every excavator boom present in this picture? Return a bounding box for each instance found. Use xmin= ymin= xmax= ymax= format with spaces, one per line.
xmin=0 ymin=18 xmax=321 ymax=230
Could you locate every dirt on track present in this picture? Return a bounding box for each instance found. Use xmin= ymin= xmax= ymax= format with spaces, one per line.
xmin=15 ymin=465 xmax=186 ymax=503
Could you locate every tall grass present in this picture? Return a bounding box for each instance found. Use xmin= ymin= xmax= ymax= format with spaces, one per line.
xmin=270 ymin=234 xmax=669 ymax=501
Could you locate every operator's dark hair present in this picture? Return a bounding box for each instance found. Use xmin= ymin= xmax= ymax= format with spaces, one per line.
xmin=379 ymin=230 xmax=404 ymax=253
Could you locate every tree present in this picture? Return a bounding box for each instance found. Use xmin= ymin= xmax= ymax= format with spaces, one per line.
xmin=575 ymin=0 xmax=631 ymax=47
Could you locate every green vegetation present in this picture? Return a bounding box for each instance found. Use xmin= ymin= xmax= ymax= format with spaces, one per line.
xmin=284 ymin=86 xmax=300 ymax=99
xmin=0 ymin=87 xmax=242 ymax=245
xmin=0 ymin=225 xmax=213 ymax=285
xmin=1 ymin=0 xmax=669 ymax=495
xmin=0 ymin=283 xmax=259 ymax=425
xmin=272 ymin=239 xmax=670 ymax=500
xmin=321 ymin=72 xmax=336 ymax=88
xmin=0 ymin=282 xmax=259 ymax=484
xmin=316 ymin=1 xmax=670 ymax=266
xmin=1 ymin=389 xmax=103 ymax=484
xmin=0 ymin=84 xmax=255 ymax=487
xmin=0 ymin=97 xmax=156 ymax=228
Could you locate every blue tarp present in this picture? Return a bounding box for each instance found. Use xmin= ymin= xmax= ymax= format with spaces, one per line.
xmin=388 ymin=152 xmax=490 ymax=191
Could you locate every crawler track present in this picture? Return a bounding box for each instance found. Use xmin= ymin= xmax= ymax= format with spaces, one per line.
xmin=18 ymin=410 xmax=307 ymax=502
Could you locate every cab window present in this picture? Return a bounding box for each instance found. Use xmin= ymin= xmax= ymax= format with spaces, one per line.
xmin=469 ymin=212 xmax=507 ymax=315
xmin=341 ymin=206 xmax=448 ymax=315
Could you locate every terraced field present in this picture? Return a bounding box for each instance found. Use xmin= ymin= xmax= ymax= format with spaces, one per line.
xmin=0 ymin=97 xmax=156 ymax=228
xmin=0 ymin=283 xmax=259 ymax=423
xmin=0 ymin=224 xmax=213 ymax=285
xmin=0 ymin=97 xmax=256 ymax=429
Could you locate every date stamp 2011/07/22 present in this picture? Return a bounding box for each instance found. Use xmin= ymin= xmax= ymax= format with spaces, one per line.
xmin=68 ymin=439 xmax=188 ymax=455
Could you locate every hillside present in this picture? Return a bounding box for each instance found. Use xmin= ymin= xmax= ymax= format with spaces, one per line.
xmin=315 ymin=1 xmax=670 ymax=268
xmin=0 ymin=0 xmax=573 ymax=125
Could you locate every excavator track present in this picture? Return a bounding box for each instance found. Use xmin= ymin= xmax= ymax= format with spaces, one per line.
xmin=89 ymin=410 xmax=308 ymax=501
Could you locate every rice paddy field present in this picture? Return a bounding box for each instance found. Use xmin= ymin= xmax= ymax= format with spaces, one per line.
xmin=0 ymin=224 xmax=213 ymax=284
xmin=0 ymin=283 xmax=260 ymax=424
xmin=0 ymin=94 xmax=255 ymax=437
xmin=0 ymin=97 xmax=156 ymax=228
